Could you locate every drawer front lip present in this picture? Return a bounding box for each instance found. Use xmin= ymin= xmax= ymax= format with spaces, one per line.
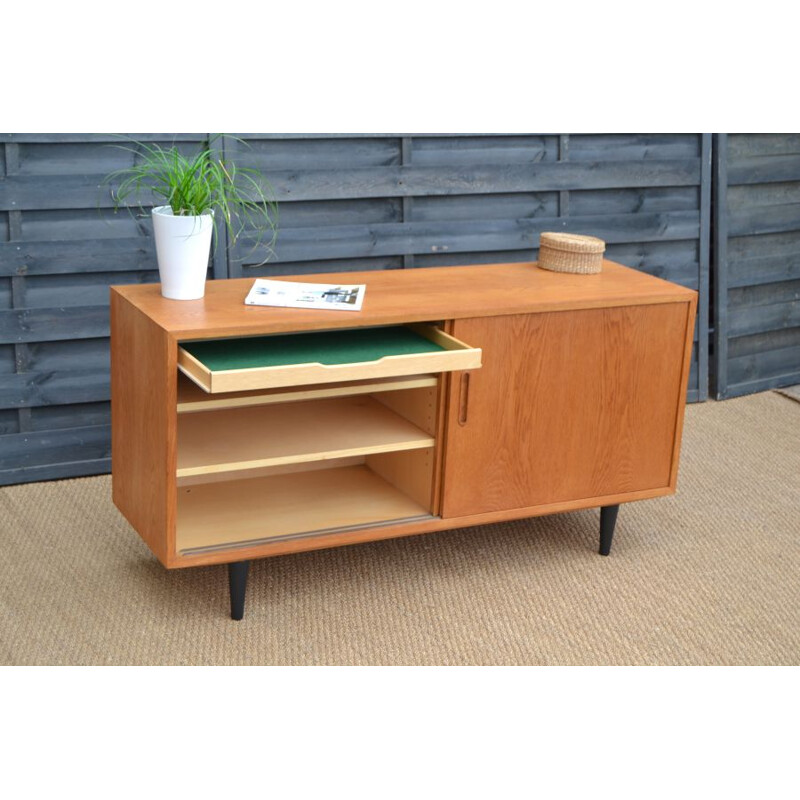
xmin=177 ymin=324 xmax=481 ymax=394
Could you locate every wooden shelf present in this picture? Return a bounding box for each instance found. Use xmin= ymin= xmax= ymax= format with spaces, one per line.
xmin=177 ymin=372 xmax=438 ymax=413
xmin=176 ymin=465 xmax=432 ymax=554
xmin=177 ymin=395 xmax=435 ymax=478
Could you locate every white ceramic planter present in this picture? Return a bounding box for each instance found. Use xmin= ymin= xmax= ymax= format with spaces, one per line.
xmin=152 ymin=206 xmax=214 ymax=300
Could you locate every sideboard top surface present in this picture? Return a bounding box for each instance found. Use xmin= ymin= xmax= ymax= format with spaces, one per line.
xmin=111 ymin=260 xmax=696 ymax=339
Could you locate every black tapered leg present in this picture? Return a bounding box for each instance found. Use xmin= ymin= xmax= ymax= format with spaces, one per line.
xmin=599 ymin=505 xmax=619 ymax=556
xmin=228 ymin=560 xmax=251 ymax=621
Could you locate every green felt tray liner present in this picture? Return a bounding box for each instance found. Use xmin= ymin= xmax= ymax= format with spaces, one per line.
xmin=181 ymin=327 xmax=445 ymax=371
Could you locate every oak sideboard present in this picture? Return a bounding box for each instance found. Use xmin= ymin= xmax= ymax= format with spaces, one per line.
xmin=110 ymin=261 xmax=697 ymax=620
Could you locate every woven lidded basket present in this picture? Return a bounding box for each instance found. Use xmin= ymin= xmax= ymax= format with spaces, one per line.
xmin=538 ymin=232 xmax=606 ymax=274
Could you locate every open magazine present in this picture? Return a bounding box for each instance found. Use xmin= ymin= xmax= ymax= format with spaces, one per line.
xmin=244 ymin=279 xmax=366 ymax=312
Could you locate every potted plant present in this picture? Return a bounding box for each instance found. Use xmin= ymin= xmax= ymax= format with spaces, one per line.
xmin=106 ymin=135 xmax=278 ymax=300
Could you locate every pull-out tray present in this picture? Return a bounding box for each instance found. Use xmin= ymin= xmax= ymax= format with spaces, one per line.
xmin=178 ymin=323 xmax=481 ymax=393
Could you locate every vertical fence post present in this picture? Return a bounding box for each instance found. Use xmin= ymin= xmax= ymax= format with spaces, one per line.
xmin=712 ymin=133 xmax=729 ymax=399
xmin=697 ymin=133 xmax=712 ymax=401
xmin=208 ymin=133 xmax=231 ymax=280
xmin=558 ymin=134 xmax=570 ymax=220
xmin=5 ymin=142 xmax=32 ymax=432
xmin=401 ymin=137 xmax=414 ymax=270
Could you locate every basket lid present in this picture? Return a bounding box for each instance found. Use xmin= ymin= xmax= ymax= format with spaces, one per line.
xmin=540 ymin=232 xmax=606 ymax=254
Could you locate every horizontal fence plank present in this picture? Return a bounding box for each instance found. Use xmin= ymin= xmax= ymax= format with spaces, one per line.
xmin=567 ymin=133 xmax=701 ymax=160
xmin=273 ymin=197 xmax=402 ymax=227
xmin=410 ymin=136 xmax=557 ymax=166
xmin=4 ymin=133 xmax=206 ymax=144
xmin=0 ymin=369 xmax=109 ymax=410
xmin=228 ymin=133 xmax=528 ymax=140
xmin=727 ymin=181 xmax=800 ymax=208
xmin=727 ymin=326 xmax=800 ymax=358
xmin=727 ymin=203 xmax=800 ymax=237
xmin=412 ymin=192 xmax=558 ymax=221
xmin=728 ymin=300 xmax=800 ymax=337
xmin=727 ymin=155 xmax=800 ymax=185
xmin=728 ymin=252 xmax=800 ymax=288
xmin=15 ymin=142 xmax=201 ymax=178
xmin=728 ymin=342 xmax=800 ymax=386
xmin=716 ymin=371 xmax=800 ymax=399
xmin=727 ymin=229 xmax=800 ymax=261
xmin=245 ymin=255 xmax=403 ymax=277
xmin=729 ymin=279 xmax=800 ymax=309
xmin=228 ymin=137 xmax=402 ymax=171
xmin=25 ymin=337 xmax=109 ymax=373
xmin=261 ymin=160 xmax=703 ymax=202
xmin=234 ymin=211 xmax=701 ymax=265
xmin=0 ymin=457 xmax=110 ymax=486
xmin=0 ymin=175 xmax=151 ymax=211
xmin=1 ymin=159 xmax=703 ymax=209
xmin=0 ymin=238 xmax=159 ymax=276
xmin=23 ymin=271 xmax=158 ymax=309
xmin=411 ymin=146 xmax=555 ymax=167
xmin=15 ymin=209 xmax=151 ymax=243
xmin=568 ymin=186 xmax=699 ymax=215
xmin=409 ymin=249 xmax=531 ymax=269
xmin=0 ymin=305 xmax=109 ymax=344
xmin=727 ymin=134 xmax=800 ymax=159
xmin=409 ymin=186 xmax=699 ymax=222
xmin=0 ymin=423 xmax=111 ymax=469
xmin=30 ymin=401 xmax=109 ymax=431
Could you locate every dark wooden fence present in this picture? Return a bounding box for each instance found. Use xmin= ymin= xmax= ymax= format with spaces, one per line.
xmin=713 ymin=133 xmax=800 ymax=398
xmin=2 ymin=132 xmax=713 ymax=485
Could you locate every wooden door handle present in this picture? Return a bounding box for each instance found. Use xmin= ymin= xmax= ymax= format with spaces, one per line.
xmin=458 ymin=373 xmax=470 ymax=426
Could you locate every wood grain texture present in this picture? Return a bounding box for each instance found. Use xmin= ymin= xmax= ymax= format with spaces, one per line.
xmin=110 ymin=290 xmax=176 ymax=565
xmin=371 ymin=384 xmax=438 ymax=436
xmin=112 ymin=261 xmax=695 ymax=340
xmin=176 ymin=456 xmax=365 ymax=487
xmin=176 ymin=372 xmax=437 ymax=413
xmin=176 ymin=396 xmax=434 ymax=477
xmin=441 ymin=303 xmax=691 ymax=517
xmin=176 ymin=465 xmax=431 ymax=553
xmin=365 ymin=448 xmax=435 ymax=511
xmin=668 ymin=297 xmax=697 ymax=489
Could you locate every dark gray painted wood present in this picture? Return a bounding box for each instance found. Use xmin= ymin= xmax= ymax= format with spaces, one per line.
xmin=233 ymin=211 xmax=702 ymax=267
xmin=713 ymin=134 xmax=729 ymax=398
xmin=728 ymin=252 xmax=800 ymax=288
xmin=697 ymin=134 xmax=712 ymax=401
xmin=0 ymin=306 xmax=109 ymax=344
xmin=727 ymin=134 xmax=800 ymax=158
xmin=0 ymin=133 xmax=711 ymax=485
xmin=728 ymin=301 xmax=800 ymax=338
xmin=0 ymin=160 xmax=704 ymax=210
xmin=713 ymin=133 xmax=800 ymax=399
xmin=728 ymin=342 xmax=800 ymax=385
xmin=255 ymin=160 xmax=703 ymax=202
xmin=728 ymin=204 xmax=800 ymax=238
xmin=210 ymin=136 xmax=230 ymax=281
xmin=0 ymin=423 xmax=110 ymax=469
xmin=727 ymin=326 xmax=800 ymax=358
xmin=0 ymin=369 xmax=109 ymax=409
xmin=727 ymin=155 xmax=800 ymax=186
